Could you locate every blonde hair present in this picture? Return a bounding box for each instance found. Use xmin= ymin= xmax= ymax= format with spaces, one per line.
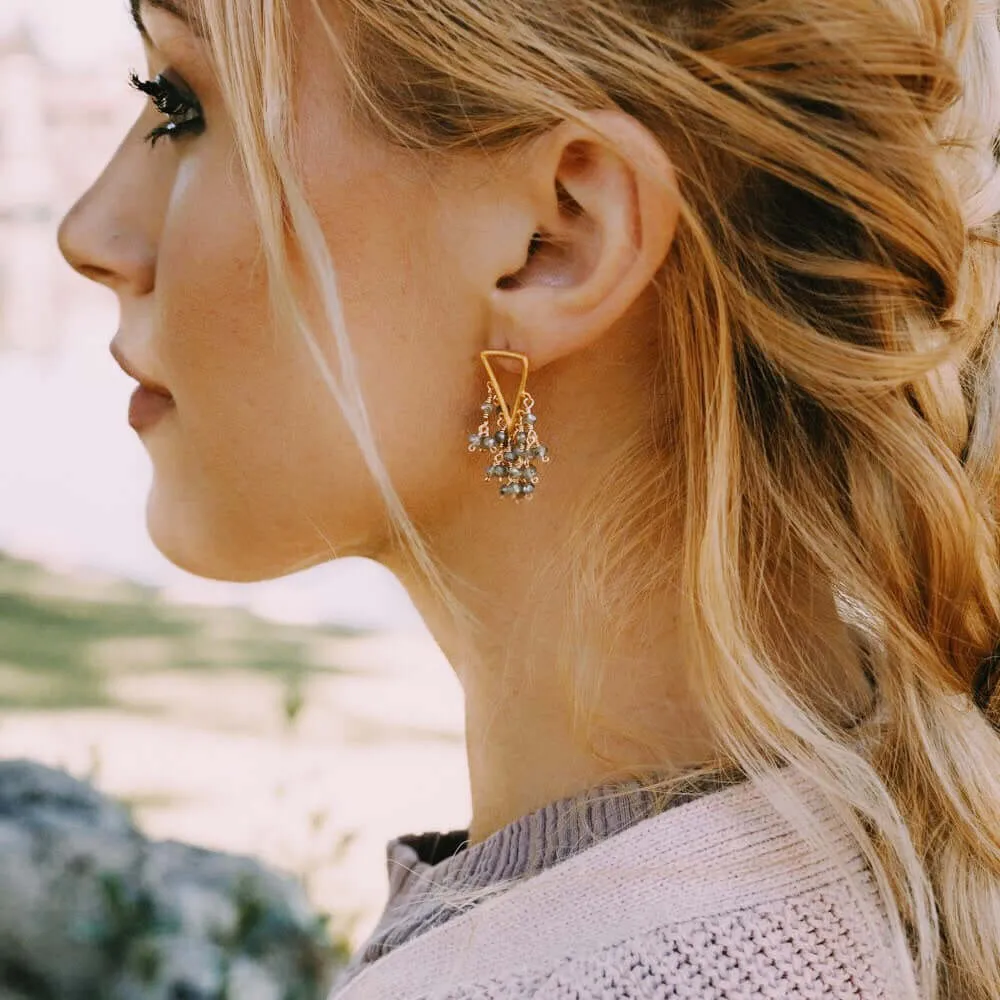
xmin=193 ymin=0 xmax=1000 ymax=996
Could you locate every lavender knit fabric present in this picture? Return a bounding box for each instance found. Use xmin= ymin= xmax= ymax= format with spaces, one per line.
xmin=327 ymin=765 xmax=908 ymax=999
xmin=333 ymin=774 xmax=728 ymax=992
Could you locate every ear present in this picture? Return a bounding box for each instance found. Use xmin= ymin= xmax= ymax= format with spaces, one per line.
xmin=486 ymin=109 xmax=679 ymax=373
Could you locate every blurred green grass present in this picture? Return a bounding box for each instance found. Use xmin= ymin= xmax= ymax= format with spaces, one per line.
xmin=0 ymin=551 xmax=370 ymax=712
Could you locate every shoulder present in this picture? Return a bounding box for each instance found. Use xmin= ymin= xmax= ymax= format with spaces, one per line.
xmin=329 ymin=771 xmax=915 ymax=1000
xmin=518 ymin=876 xmax=898 ymax=998
xmin=394 ymin=875 xmax=905 ymax=999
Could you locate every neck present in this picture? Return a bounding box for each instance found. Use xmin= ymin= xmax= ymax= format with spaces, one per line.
xmin=391 ymin=510 xmax=873 ymax=846
xmin=383 ymin=345 xmax=872 ymax=847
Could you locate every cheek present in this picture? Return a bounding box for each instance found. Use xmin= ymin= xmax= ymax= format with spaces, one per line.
xmin=145 ymin=121 xmax=486 ymax=574
xmin=302 ymin=146 xmax=488 ymax=507
xmin=149 ymin=138 xmax=385 ymax=568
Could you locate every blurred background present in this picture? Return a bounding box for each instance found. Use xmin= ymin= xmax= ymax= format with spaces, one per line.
xmin=0 ymin=0 xmax=470 ymax=986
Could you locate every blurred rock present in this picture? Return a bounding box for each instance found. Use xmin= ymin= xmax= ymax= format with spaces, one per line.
xmin=0 ymin=760 xmax=343 ymax=999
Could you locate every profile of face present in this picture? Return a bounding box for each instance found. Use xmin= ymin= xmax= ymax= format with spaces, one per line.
xmin=58 ymin=0 xmax=676 ymax=586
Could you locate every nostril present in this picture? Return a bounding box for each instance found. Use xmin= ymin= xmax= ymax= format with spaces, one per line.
xmin=56 ymin=214 xmax=143 ymax=292
xmin=55 ymin=203 xmax=123 ymax=287
xmin=77 ymin=263 xmax=119 ymax=285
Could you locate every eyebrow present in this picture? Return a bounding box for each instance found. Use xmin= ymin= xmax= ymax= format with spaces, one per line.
xmin=129 ymin=0 xmax=203 ymax=40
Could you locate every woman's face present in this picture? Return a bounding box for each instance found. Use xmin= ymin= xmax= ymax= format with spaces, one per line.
xmin=57 ymin=0 xmax=520 ymax=582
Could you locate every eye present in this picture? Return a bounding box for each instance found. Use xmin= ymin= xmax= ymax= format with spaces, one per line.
xmin=128 ymin=70 xmax=205 ymax=147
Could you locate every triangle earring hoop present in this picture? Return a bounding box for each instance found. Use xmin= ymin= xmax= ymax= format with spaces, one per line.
xmin=467 ymin=351 xmax=551 ymax=500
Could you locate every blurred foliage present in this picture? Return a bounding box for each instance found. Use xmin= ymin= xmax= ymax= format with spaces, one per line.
xmin=0 ymin=551 xmax=372 ymax=711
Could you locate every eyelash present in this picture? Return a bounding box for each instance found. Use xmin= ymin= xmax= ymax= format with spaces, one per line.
xmin=128 ymin=70 xmax=205 ymax=147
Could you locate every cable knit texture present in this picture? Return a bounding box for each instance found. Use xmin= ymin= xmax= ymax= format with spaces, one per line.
xmin=328 ymin=767 xmax=915 ymax=999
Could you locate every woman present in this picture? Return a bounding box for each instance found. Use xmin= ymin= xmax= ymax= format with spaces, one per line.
xmin=58 ymin=0 xmax=1000 ymax=996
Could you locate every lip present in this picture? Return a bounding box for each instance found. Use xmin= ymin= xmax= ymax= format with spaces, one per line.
xmin=111 ymin=339 xmax=175 ymax=433
xmin=129 ymin=386 xmax=175 ymax=432
xmin=109 ymin=339 xmax=173 ymax=398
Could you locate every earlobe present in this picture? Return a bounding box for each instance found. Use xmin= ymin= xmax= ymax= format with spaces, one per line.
xmin=489 ymin=110 xmax=679 ymax=372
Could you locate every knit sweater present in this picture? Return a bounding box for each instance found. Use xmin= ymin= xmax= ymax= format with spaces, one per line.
xmin=327 ymin=766 xmax=915 ymax=999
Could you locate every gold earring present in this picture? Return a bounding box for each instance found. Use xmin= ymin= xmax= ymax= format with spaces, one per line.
xmin=467 ymin=350 xmax=550 ymax=500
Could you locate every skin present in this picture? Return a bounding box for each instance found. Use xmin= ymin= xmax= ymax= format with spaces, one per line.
xmin=59 ymin=0 xmax=870 ymax=843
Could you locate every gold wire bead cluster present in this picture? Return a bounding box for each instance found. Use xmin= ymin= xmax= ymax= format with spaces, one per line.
xmin=467 ymin=350 xmax=550 ymax=500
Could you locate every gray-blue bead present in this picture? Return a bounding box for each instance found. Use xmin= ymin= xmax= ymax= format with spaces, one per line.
xmin=522 ymin=483 xmax=535 ymax=494
xmin=536 ymin=445 xmax=548 ymax=459
xmin=496 ymin=428 xmax=508 ymax=443
xmin=504 ymin=451 xmax=517 ymax=462
xmin=526 ymin=413 xmax=537 ymax=424
xmin=516 ymin=432 xmax=527 ymax=444
xmin=484 ymin=437 xmax=496 ymax=449
xmin=468 ymin=434 xmax=481 ymax=446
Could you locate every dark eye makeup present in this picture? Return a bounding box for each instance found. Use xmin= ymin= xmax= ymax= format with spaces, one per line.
xmin=129 ymin=70 xmax=205 ymax=147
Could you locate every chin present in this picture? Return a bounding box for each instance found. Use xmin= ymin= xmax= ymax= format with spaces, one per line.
xmin=144 ymin=488 xmax=375 ymax=582
xmin=148 ymin=529 xmax=274 ymax=583
xmin=143 ymin=490 xmax=293 ymax=583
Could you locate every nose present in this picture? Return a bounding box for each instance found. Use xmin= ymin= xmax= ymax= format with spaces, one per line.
xmin=57 ymin=116 xmax=169 ymax=296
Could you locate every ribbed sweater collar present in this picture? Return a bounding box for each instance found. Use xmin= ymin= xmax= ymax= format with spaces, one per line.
xmin=383 ymin=773 xmax=728 ymax=911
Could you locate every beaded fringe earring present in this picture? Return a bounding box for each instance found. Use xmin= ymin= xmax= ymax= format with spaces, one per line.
xmin=467 ymin=350 xmax=550 ymax=500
